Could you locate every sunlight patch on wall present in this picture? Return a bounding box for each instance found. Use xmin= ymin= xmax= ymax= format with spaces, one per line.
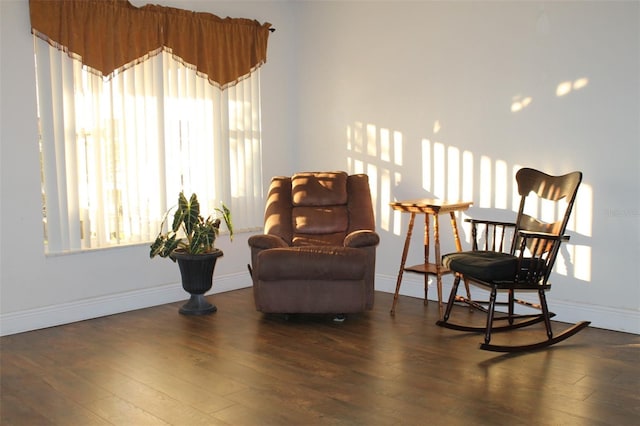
xmin=394 ymin=131 xmax=403 ymax=166
xmin=573 ymin=77 xmax=589 ymax=90
xmin=355 ymin=159 xmax=364 ymax=174
xmin=367 ymin=164 xmax=378 ymax=217
xmin=560 ymin=182 xmax=593 ymax=281
xmin=511 ymin=95 xmax=532 ymax=112
xmin=479 ymin=156 xmax=493 ymax=208
xmin=422 ymin=139 xmax=431 ymax=193
xmin=393 ymin=172 xmax=403 ymax=236
xmin=380 ymin=168 xmax=391 ymax=232
xmin=433 ymin=142 xmax=446 ymax=199
xmin=494 ymin=160 xmax=508 ymax=209
xmin=572 ymin=182 xmax=593 ymax=237
xmin=512 ymin=164 xmax=523 ymax=212
xmin=462 ymin=151 xmax=474 ymax=203
xmin=347 ymin=122 xmax=364 ymax=153
xmin=556 ymin=82 xmax=572 ymax=97
xmin=540 ymin=198 xmax=558 ymax=224
xmin=380 ymin=128 xmax=390 ymax=162
xmin=367 ymin=124 xmax=377 ymax=157
xmin=433 ymin=120 xmax=441 ymax=134
xmin=447 ymin=146 xmax=460 ymax=202
xmin=555 ymin=243 xmax=591 ymax=282
xmin=573 ymin=245 xmax=592 ymax=282
xmin=556 ymin=77 xmax=589 ymax=97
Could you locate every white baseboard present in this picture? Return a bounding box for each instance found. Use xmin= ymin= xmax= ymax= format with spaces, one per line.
xmin=375 ymin=273 xmax=640 ymax=335
xmin=0 ymin=272 xmax=251 ymax=337
xmin=2 ymin=273 xmax=638 ymax=336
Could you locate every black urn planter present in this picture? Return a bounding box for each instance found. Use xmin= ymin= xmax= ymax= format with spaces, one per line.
xmin=172 ymin=249 xmax=223 ymax=315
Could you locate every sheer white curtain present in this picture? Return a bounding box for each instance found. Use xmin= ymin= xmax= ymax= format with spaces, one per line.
xmin=35 ymin=37 xmax=264 ymax=254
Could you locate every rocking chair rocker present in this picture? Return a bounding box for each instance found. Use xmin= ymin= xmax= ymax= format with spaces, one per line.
xmin=436 ymin=168 xmax=590 ymax=352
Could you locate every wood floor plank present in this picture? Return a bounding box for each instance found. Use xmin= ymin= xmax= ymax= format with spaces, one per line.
xmin=82 ymin=395 xmax=170 ymax=426
xmin=2 ymin=289 xmax=639 ymax=425
xmin=0 ymin=392 xmax=56 ymax=426
xmin=0 ymin=359 xmax=112 ymax=425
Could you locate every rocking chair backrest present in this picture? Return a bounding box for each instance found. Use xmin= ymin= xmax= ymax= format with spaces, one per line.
xmin=510 ymin=168 xmax=582 ymax=283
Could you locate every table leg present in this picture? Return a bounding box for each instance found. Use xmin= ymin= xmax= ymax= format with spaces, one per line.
xmin=433 ymin=214 xmax=444 ymax=318
xmin=423 ymin=213 xmax=430 ymax=305
xmin=449 ymin=211 xmax=472 ymax=300
xmin=450 ymin=212 xmax=463 ymax=252
xmin=390 ymin=212 xmax=416 ymax=316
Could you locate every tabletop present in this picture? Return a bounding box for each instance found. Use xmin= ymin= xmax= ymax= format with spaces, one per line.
xmin=390 ymin=199 xmax=473 ymax=214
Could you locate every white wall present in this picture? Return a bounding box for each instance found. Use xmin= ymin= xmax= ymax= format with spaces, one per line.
xmin=1 ymin=0 xmax=638 ymax=335
xmin=292 ymin=1 xmax=640 ymax=333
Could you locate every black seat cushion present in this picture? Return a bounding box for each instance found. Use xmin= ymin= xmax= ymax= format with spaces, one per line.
xmin=443 ymin=251 xmax=517 ymax=283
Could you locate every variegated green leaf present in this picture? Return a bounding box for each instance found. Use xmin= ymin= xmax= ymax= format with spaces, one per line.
xmin=182 ymin=193 xmax=200 ymax=236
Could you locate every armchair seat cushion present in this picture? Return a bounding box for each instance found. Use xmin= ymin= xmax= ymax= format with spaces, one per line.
xmin=257 ymin=247 xmax=367 ymax=281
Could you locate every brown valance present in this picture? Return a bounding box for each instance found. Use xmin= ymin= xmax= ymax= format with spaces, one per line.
xmin=29 ymin=0 xmax=272 ymax=88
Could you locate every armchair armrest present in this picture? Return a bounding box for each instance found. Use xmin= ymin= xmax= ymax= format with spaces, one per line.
xmin=344 ymin=230 xmax=380 ymax=248
xmin=248 ymin=234 xmax=289 ymax=250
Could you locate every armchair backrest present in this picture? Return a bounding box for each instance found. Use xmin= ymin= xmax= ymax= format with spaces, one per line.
xmin=264 ymin=172 xmax=375 ymax=246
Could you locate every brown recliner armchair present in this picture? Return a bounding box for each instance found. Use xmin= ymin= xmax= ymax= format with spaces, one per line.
xmin=248 ymin=171 xmax=379 ymax=315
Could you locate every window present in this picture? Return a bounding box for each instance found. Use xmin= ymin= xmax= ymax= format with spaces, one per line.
xmin=34 ymin=38 xmax=264 ymax=254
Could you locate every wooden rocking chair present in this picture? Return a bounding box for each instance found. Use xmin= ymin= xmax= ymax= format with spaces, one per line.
xmin=436 ymin=168 xmax=590 ymax=352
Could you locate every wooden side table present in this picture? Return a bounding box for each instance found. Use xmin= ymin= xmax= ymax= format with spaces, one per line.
xmin=389 ymin=199 xmax=473 ymax=318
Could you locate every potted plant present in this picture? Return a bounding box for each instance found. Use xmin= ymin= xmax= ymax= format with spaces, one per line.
xmin=150 ymin=192 xmax=233 ymax=315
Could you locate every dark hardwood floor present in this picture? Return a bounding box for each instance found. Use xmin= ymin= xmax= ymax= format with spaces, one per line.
xmin=1 ymin=288 xmax=639 ymax=425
